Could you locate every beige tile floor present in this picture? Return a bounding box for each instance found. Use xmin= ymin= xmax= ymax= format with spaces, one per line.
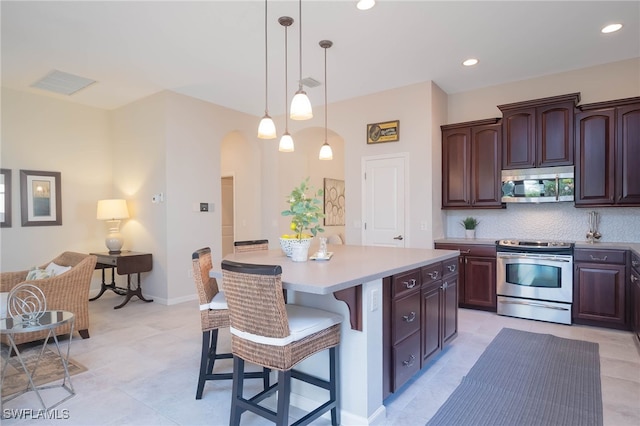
xmin=2 ymin=292 xmax=639 ymax=425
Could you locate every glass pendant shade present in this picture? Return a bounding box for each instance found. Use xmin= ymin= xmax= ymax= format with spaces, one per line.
xmin=258 ymin=114 xmax=276 ymax=139
xmin=319 ymin=142 xmax=333 ymax=160
xmin=290 ymin=90 xmax=313 ymax=120
xmin=279 ymin=132 xmax=295 ymax=152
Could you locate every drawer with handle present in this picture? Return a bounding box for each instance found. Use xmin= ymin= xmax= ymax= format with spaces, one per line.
xmin=422 ymin=263 xmax=443 ymax=285
xmin=442 ymin=257 xmax=458 ymax=277
xmin=392 ymin=292 xmax=421 ymax=344
xmin=392 ymin=331 xmax=421 ymax=391
xmin=574 ymin=249 xmax=626 ymax=265
xmin=392 ymin=268 xmax=421 ymax=298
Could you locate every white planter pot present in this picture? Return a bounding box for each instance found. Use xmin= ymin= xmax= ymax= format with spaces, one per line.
xmin=279 ymin=237 xmax=312 ymax=258
xmin=465 ymin=229 xmax=476 ymax=239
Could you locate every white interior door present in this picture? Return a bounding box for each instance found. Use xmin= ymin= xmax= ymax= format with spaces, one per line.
xmin=363 ymin=154 xmax=407 ymax=247
xmin=221 ymin=176 xmax=234 ymax=257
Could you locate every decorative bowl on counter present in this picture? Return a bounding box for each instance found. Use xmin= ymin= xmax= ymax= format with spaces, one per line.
xmin=279 ymin=236 xmax=312 ymax=257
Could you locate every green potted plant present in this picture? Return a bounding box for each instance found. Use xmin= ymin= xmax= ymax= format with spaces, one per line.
xmin=280 ymin=178 xmax=325 ymax=260
xmin=460 ymin=216 xmax=479 ymax=239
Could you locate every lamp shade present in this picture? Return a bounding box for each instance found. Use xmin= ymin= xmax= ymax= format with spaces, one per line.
xmin=97 ymin=199 xmax=129 ymax=220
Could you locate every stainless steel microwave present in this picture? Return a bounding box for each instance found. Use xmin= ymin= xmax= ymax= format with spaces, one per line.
xmin=501 ymin=166 xmax=574 ymax=203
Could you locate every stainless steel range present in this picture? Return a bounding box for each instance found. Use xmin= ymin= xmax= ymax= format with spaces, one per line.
xmin=496 ymin=239 xmax=574 ymax=325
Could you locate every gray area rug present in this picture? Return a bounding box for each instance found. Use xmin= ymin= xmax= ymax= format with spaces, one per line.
xmin=427 ymin=328 xmax=603 ymax=426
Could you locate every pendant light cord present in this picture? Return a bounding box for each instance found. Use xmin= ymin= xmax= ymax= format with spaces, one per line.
xmin=324 ymin=46 xmax=327 ymax=142
xmin=298 ymin=0 xmax=303 ymax=91
xmin=264 ymin=0 xmax=269 ymax=114
xmin=284 ymin=22 xmax=289 ymax=131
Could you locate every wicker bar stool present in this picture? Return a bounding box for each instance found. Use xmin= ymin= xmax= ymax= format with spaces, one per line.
xmin=221 ymin=260 xmax=342 ymax=426
xmin=191 ymin=248 xmax=269 ymax=400
xmin=233 ymin=239 xmax=269 ymax=253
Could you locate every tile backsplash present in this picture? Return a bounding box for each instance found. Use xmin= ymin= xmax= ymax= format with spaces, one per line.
xmin=444 ymin=203 xmax=640 ymax=243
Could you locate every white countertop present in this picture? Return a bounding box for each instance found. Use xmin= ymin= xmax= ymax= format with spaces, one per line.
xmin=210 ymin=244 xmax=459 ymax=295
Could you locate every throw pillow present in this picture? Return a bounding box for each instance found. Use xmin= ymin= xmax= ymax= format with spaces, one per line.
xmin=26 ymin=268 xmax=52 ymax=280
xmin=45 ymin=262 xmax=72 ymax=277
xmin=0 ymin=292 xmax=8 ymax=318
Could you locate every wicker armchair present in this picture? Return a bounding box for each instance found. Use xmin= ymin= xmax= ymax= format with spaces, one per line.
xmin=0 ymin=252 xmax=97 ymax=345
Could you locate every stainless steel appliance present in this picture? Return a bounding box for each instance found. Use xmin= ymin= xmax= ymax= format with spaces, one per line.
xmin=496 ymin=239 xmax=574 ymax=325
xmin=501 ymin=166 xmax=574 ymax=203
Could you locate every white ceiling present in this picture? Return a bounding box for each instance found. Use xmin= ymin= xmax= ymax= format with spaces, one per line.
xmin=2 ymin=1 xmax=639 ymax=116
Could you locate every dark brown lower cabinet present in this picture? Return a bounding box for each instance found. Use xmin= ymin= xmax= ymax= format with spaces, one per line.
xmin=434 ymin=243 xmax=496 ymax=311
xmin=383 ymin=257 xmax=459 ymax=399
xmin=573 ymin=248 xmax=628 ymax=330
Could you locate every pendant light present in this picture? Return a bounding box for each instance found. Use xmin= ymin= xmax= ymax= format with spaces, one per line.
xmin=318 ymin=40 xmax=333 ymax=160
xmin=258 ymin=0 xmax=276 ymax=139
xmin=279 ymin=16 xmax=295 ymax=152
xmin=290 ymin=0 xmax=313 ymax=120
xmin=356 ymin=0 xmax=376 ymax=10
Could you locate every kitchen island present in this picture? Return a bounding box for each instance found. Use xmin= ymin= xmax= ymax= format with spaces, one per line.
xmin=210 ymin=244 xmax=459 ymax=425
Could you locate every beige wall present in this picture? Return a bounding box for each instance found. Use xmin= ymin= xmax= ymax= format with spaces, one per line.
xmin=0 ymin=88 xmax=111 ymax=277
xmin=447 ymin=58 xmax=640 ymax=123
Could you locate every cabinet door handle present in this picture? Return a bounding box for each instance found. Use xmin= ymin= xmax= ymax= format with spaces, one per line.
xmin=447 ymin=265 xmax=456 ymax=272
xmin=402 ymin=311 xmax=416 ymax=322
xmin=460 ymin=249 xmax=471 ymax=254
xmin=403 ymin=279 xmax=417 ymax=289
xmin=402 ymin=354 xmax=416 ymax=367
xmin=632 ymin=275 xmax=639 ymax=283
xmin=441 ymin=281 xmax=448 ymax=290
xmin=590 ymin=255 xmax=607 ymax=261
xmin=633 ymin=260 xmax=639 ymax=267
xmin=427 ymin=271 xmax=439 ymax=279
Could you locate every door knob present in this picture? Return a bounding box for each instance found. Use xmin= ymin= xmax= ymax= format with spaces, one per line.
xmin=393 ymin=235 xmax=404 ymax=240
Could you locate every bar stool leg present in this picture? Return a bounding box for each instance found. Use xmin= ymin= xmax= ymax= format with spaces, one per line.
xmin=330 ymin=347 xmax=340 ymax=426
xmin=230 ymin=356 xmax=245 ymax=426
xmin=196 ymin=330 xmax=217 ymax=399
xmin=276 ymin=370 xmax=292 ymax=426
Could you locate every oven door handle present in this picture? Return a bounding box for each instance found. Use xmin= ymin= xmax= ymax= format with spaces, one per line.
xmin=497 ymin=254 xmax=571 ymax=263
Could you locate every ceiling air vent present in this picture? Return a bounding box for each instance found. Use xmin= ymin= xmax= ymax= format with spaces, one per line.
xmin=31 ymin=70 xmax=96 ymax=95
xmin=300 ymin=77 xmax=321 ymax=88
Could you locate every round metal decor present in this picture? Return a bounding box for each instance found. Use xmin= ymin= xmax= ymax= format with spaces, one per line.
xmin=8 ymin=283 xmax=47 ymax=323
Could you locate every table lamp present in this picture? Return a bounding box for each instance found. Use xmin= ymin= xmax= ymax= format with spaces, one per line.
xmin=97 ymin=199 xmax=129 ymax=253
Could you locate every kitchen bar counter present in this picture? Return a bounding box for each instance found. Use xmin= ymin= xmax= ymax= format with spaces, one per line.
xmin=210 ymin=244 xmax=458 ymax=425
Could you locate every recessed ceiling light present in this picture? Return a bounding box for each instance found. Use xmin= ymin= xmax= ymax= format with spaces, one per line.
xmin=462 ymin=58 xmax=479 ymax=67
xmin=601 ymin=23 xmax=622 ymax=33
xmin=357 ymin=0 xmax=375 ymax=11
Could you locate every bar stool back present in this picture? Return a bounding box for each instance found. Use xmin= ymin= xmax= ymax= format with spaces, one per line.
xmin=221 ymin=260 xmax=342 ymax=426
xmin=191 ymin=248 xmax=269 ymax=400
xmin=233 ymin=239 xmax=269 ymax=253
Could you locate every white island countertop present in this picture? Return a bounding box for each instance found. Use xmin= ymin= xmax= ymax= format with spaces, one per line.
xmin=210 ymin=244 xmax=459 ymax=295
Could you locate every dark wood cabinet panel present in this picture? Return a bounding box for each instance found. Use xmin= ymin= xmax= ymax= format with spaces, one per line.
xmin=573 ymin=248 xmax=628 ymax=329
xmin=575 ymin=97 xmax=640 ymax=207
xmin=464 ymin=256 xmax=497 ymax=310
xmin=631 ymin=251 xmax=640 ymax=343
xmin=421 ymin=282 xmax=441 ymax=363
xmin=617 ymin=104 xmax=640 ymax=204
xmin=574 ymin=263 xmax=626 ymax=326
xmin=442 ymin=274 xmax=458 ymax=345
xmin=441 ymin=119 xmax=502 ymax=209
xmin=575 ymin=108 xmax=616 ymax=205
xmin=435 ymin=243 xmax=497 ymax=312
xmin=501 ymin=108 xmax=536 ymax=169
xmin=498 ymin=93 xmax=579 ymax=169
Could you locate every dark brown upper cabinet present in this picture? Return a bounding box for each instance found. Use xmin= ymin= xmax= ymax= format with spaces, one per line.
xmin=575 ymin=97 xmax=640 ymax=206
xmin=441 ymin=118 xmax=503 ymax=209
xmin=498 ymin=93 xmax=580 ymax=169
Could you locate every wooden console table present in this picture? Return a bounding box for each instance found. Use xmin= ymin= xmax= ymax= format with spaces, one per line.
xmin=89 ymin=251 xmax=153 ymax=309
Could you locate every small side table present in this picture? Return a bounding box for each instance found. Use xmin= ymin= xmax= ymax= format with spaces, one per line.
xmin=1 ymin=311 xmax=76 ymax=414
xmin=89 ymin=251 xmax=153 ymax=309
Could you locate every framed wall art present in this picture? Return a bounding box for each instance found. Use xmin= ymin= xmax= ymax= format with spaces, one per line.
xmin=324 ymin=178 xmax=345 ymax=226
xmin=20 ymin=170 xmax=62 ymax=226
xmin=367 ymin=120 xmax=399 ymax=144
xmin=1 ymin=168 xmax=11 ymax=227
